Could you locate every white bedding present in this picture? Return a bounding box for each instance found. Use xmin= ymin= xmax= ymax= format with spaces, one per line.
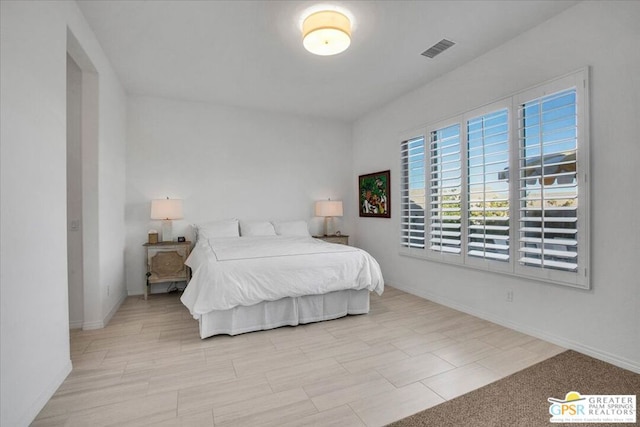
xmin=180 ymin=236 xmax=384 ymax=317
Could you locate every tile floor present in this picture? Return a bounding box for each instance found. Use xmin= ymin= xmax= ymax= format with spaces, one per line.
xmin=32 ymin=286 xmax=565 ymax=426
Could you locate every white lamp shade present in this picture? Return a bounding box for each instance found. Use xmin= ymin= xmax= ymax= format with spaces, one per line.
xmin=315 ymin=200 xmax=343 ymax=217
xmin=150 ymin=199 xmax=183 ymax=220
xmin=302 ymin=10 xmax=351 ymax=56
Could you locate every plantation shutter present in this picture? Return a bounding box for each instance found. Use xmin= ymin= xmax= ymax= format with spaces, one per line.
xmin=400 ymin=137 xmax=426 ymax=249
xmin=429 ymin=124 xmax=462 ymax=255
xmin=518 ymin=89 xmax=579 ymax=272
xmin=466 ymin=109 xmax=510 ymax=261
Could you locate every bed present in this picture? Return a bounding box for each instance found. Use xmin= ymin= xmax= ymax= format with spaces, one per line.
xmin=180 ymin=220 xmax=384 ymax=338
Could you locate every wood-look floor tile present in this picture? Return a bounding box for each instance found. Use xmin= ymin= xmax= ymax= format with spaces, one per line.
xmin=72 ymin=323 xmax=144 ymax=341
xmin=177 ymin=375 xmax=272 ymax=415
xmin=70 ymin=338 xmax=92 ymax=356
xmin=212 ymin=387 xmax=309 ymax=425
xmin=124 ymin=349 xmax=206 ymax=377
xmin=519 ymin=338 xmax=566 ymax=358
xmin=101 ymin=341 xmax=182 ymax=366
xmin=360 ymin=326 xmax=416 ymax=346
xmin=84 ymin=332 xmax=161 ymax=353
xmin=269 ymin=328 xmax=338 ymax=350
xmin=180 ymin=335 xmax=228 ymax=352
xmin=33 ymin=287 xmax=561 ymax=427
xmin=431 ymin=338 xmax=502 ymax=367
xmin=411 ymin=314 xmax=477 ymax=335
xmin=158 ymin=326 xmax=201 ymax=342
xmin=340 ymin=349 xmax=410 ymax=374
xmin=440 ymin=321 xmax=505 ymax=341
xmin=112 ymin=411 xmax=185 ymax=427
xmin=309 ymin=373 xmax=396 ymax=412
xmin=333 ymin=343 xmax=398 ymax=365
xmin=145 ymin=409 xmax=214 ymax=427
xmin=303 ymin=370 xmax=384 ymax=399
xmin=40 ymin=380 xmax=149 ymax=417
xmin=232 ymin=348 xmax=309 ymax=377
xmin=265 ymin=356 xmax=348 ymax=392
xmin=64 ymin=391 xmax=178 ymax=427
xmin=400 ymin=337 xmax=460 ymax=357
xmin=56 ymin=367 xmax=125 ymax=395
xmin=349 ymin=382 xmax=445 ymax=427
xmin=389 ymin=332 xmax=449 ymax=351
xmin=29 ymin=412 xmax=69 ymax=427
xmin=478 ymin=327 xmax=538 ymax=349
xmin=278 ymin=404 xmax=366 ymax=427
xmin=146 ymin=360 xmax=236 ymax=395
xmin=69 ymin=350 xmax=108 ymax=370
xmin=476 ymin=346 xmax=542 ymax=376
xmin=376 ymin=352 xmax=456 ymax=387
xmin=203 ymin=336 xmax=276 ymax=363
xmin=325 ymin=322 xmax=385 ymax=340
xmin=421 ymin=362 xmax=502 ymax=400
xmin=217 ymin=400 xmax=318 ymax=427
xmin=300 ymin=337 xmax=372 ymax=361
xmin=370 ymin=313 xmax=434 ymax=330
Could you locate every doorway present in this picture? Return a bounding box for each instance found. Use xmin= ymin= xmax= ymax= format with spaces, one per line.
xmin=66 ymin=53 xmax=83 ymax=328
xmin=66 ymin=29 xmax=100 ymax=330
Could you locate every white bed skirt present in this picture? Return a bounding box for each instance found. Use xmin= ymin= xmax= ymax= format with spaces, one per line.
xmin=198 ymin=289 xmax=370 ymax=339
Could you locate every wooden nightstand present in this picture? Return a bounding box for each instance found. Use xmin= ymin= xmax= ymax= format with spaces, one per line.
xmin=314 ymin=235 xmax=349 ymax=245
xmin=143 ymin=241 xmax=192 ymax=300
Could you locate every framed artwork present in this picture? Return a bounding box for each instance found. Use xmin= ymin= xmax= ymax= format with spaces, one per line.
xmin=359 ymin=170 xmax=391 ymax=218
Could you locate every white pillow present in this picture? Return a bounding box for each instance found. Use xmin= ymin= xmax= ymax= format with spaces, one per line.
xmin=240 ymin=221 xmax=276 ymax=237
xmin=195 ymin=219 xmax=239 ymax=240
xmin=272 ymin=220 xmax=310 ymax=237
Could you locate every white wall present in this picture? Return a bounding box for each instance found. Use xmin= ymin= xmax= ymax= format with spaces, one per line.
xmin=126 ymin=96 xmax=353 ymax=294
xmin=353 ymin=1 xmax=640 ymax=371
xmin=0 ymin=1 xmax=127 ymax=425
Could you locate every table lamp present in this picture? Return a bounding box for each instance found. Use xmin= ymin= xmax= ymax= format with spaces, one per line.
xmin=150 ymin=198 xmax=183 ymax=242
xmin=315 ymin=199 xmax=343 ymax=236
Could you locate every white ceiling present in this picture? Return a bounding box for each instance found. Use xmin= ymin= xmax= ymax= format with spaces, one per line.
xmin=77 ymin=0 xmax=579 ymax=122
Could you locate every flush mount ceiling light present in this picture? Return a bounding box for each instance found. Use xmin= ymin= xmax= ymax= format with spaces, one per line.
xmin=302 ymin=10 xmax=351 ymax=56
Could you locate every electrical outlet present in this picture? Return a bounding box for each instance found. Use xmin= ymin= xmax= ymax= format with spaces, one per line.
xmin=506 ymin=290 xmax=514 ymax=302
xmin=107 ymin=285 xmax=110 ymax=296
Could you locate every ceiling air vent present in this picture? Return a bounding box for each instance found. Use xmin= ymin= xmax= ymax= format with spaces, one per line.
xmin=421 ymin=39 xmax=455 ymax=58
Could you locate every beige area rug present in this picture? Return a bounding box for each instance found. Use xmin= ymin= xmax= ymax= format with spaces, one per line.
xmin=389 ymin=350 xmax=639 ymax=427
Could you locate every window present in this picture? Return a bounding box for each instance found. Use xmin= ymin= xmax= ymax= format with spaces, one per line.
xmin=467 ymin=109 xmax=510 ymax=263
xmin=400 ymin=136 xmax=426 ymax=249
xmin=429 ymin=123 xmax=462 ymax=258
xmin=399 ymin=70 xmax=589 ymax=288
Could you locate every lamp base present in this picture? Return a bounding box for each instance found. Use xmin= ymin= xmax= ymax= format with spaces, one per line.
xmin=161 ymin=220 xmax=173 ymax=242
xmin=324 ymin=216 xmax=336 ymax=236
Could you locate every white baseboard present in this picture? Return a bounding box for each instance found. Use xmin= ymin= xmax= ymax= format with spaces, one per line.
xmin=392 ymin=282 xmax=640 ymax=374
xmin=19 ymin=359 xmax=72 ymax=427
xmin=82 ymin=319 xmax=104 ymax=330
xmin=104 ymin=289 xmax=127 ymax=325
xmin=69 ymin=320 xmax=83 ymax=329
xmin=82 ymin=289 xmax=127 ymax=330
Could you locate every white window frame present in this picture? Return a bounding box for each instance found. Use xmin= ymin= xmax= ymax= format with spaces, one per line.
xmin=463 ymin=100 xmax=513 ymax=274
xmin=398 ymin=68 xmax=590 ymax=289
xmin=425 ymin=116 xmax=465 ymax=265
xmin=512 ymin=71 xmax=589 ymax=288
xmin=399 ymin=130 xmax=427 ymax=257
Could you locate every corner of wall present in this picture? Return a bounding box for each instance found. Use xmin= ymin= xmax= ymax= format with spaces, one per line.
xmin=17 ymin=360 xmax=72 ymax=427
xmin=104 ymin=288 xmax=128 ymax=326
